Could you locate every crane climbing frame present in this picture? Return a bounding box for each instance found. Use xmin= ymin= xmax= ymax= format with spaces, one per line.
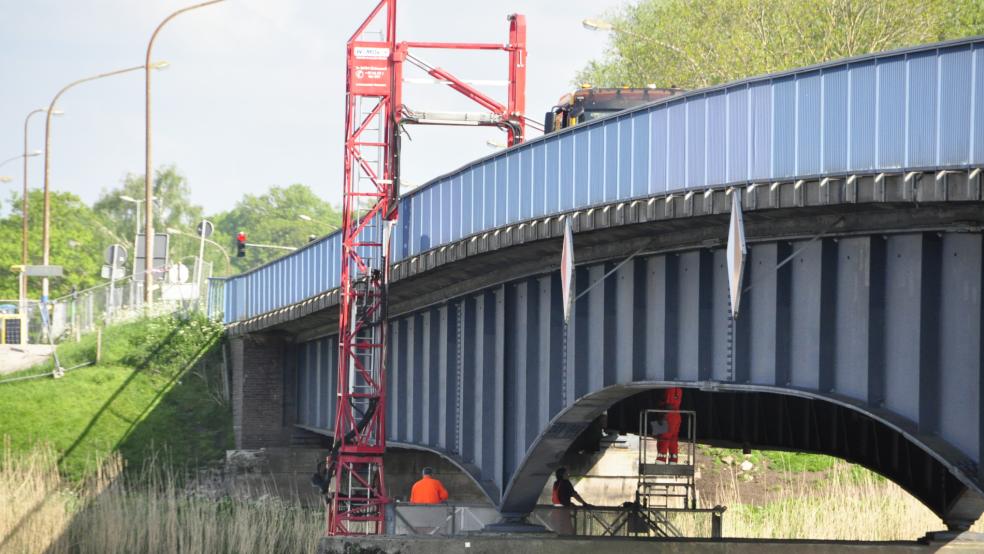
xmin=327 ymin=0 xmax=528 ymax=536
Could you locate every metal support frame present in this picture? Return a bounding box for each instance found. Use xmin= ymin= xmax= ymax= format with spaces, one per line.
xmin=327 ymin=0 xmax=528 ymax=536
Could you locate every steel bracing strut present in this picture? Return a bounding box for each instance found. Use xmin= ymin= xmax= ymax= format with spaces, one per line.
xmin=326 ymin=0 xmax=527 ymax=536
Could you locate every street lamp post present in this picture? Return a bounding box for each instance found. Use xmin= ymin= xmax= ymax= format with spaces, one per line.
xmin=22 ymin=108 xmax=55 ymax=313
xmin=40 ymin=63 xmax=162 ymax=303
xmin=144 ymin=0 xmax=226 ymax=307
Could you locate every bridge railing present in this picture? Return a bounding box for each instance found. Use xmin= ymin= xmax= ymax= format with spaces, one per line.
xmin=222 ymin=37 xmax=984 ymax=324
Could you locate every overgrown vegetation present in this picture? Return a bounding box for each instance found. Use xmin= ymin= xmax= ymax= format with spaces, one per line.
xmin=1 ymin=443 xmax=322 ymax=554
xmin=0 ymin=313 xmax=231 ymax=482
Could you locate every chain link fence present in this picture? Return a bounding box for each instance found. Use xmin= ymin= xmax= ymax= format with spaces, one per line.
xmin=3 ymin=260 xmax=214 ymax=346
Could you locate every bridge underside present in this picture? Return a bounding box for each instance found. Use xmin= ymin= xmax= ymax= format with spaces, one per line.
xmin=608 ymin=388 xmax=980 ymax=530
xmin=230 ymin=202 xmax=984 ymax=532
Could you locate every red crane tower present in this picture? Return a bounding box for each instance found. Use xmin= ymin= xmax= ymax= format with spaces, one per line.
xmin=327 ymin=0 xmax=529 ymax=535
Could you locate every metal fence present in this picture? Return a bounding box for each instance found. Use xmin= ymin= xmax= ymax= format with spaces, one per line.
xmin=5 ymin=260 xmax=214 ymax=345
xmin=386 ymin=503 xmax=723 ymax=539
xmin=220 ymin=37 xmax=984 ymax=324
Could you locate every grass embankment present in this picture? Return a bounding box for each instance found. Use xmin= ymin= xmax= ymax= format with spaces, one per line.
xmin=0 ymin=314 xmax=324 ymax=553
xmin=0 ymin=314 xmax=232 ymax=481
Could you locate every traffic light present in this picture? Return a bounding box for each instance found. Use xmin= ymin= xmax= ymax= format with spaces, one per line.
xmin=236 ymin=231 xmax=247 ymax=257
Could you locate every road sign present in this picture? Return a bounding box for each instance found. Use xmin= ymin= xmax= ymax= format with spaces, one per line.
xmin=101 ymin=265 xmax=126 ymax=279
xmin=560 ymin=217 xmax=574 ymax=323
xmin=726 ymin=190 xmax=747 ymax=319
xmin=104 ymin=244 xmax=128 ymax=266
xmin=167 ymin=263 xmax=190 ymax=284
xmin=135 ymin=233 xmax=170 ymax=281
xmin=19 ymin=265 xmax=64 ymax=277
xmin=196 ymin=220 xmax=214 ymax=239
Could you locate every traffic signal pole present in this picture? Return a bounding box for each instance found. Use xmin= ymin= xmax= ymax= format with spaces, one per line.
xmin=326 ymin=0 xmax=526 ymax=536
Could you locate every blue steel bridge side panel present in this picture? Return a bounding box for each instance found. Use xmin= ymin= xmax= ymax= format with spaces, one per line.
xmin=773 ymin=76 xmax=797 ymax=179
xmin=939 ymin=46 xmax=974 ymax=166
xmin=877 ymin=56 xmax=906 ymax=168
xmin=604 ymin=121 xmax=619 ymax=202
xmin=560 ymin=132 xmax=575 ymax=212
xmin=650 ymin=107 xmax=668 ymax=194
xmin=519 ymin=149 xmax=532 ymax=221
xmin=750 ymin=80 xmax=772 ymax=180
xmin=907 ymin=50 xmax=939 ymax=168
xmin=495 ymin=157 xmax=508 ymax=227
xmin=727 ymin=86 xmax=749 ymax=183
xmin=545 ymin=139 xmax=560 ymax=212
xmin=686 ymin=96 xmax=707 ymax=188
xmin=706 ymin=91 xmax=727 ymax=186
xmin=617 ymin=116 xmax=633 ymax=196
xmin=849 ymin=61 xmax=877 ymax=172
xmin=447 ymin=174 xmax=459 ymax=243
xmin=574 ymin=128 xmax=590 ymax=208
xmin=976 ymin=45 xmax=984 ymax=165
xmin=588 ymin=125 xmax=605 ymax=203
xmin=631 ymin=111 xmax=650 ymax=198
xmin=507 ymin=151 xmax=521 ymax=225
xmin=822 ymin=66 xmax=849 ymax=174
xmin=481 ymin=162 xmax=492 ymax=233
xmin=668 ymin=101 xmax=687 ymax=190
xmin=797 ymin=71 xmax=822 ymax=176
xmin=462 ymin=167 xmax=475 ymax=238
xmin=531 ymin=142 xmax=546 ymax=218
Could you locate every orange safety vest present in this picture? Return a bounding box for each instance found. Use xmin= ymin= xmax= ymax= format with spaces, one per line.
xmin=410 ymin=475 xmax=449 ymax=504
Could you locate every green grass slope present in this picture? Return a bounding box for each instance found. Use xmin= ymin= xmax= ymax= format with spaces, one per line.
xmin=0 ymin=313 xmax=232 ymax=481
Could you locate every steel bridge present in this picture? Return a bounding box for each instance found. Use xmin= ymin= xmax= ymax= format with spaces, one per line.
xmin=216 ymin=38 xmax=984 ymax=530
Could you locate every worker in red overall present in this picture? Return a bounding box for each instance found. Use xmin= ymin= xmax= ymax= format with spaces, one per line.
xmin=656 ymin=387 xmax=683 ymax=463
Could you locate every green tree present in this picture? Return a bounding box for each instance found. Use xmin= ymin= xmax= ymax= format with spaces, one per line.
xmin=578 ymin=0 xmax=984 ymax=89
xmin=0 ymin=190 xmax=117 ymax=300
xmin=92 ymin=165 xmax=203 ymax=253
xmin=212 ymin=184 xmax=342 ymax=273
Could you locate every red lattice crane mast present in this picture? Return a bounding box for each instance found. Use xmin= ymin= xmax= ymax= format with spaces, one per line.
xmin=326 ymin=0 xmax=528 ymax=535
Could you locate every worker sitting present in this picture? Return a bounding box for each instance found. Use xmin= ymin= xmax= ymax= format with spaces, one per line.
xmin=409 ymin=466 xmax=448 ymax=504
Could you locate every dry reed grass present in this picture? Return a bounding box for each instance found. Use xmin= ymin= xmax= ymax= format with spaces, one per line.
xmin=1 ymin=440 xmax=322 ymax=554
xmin=705 ymin=462 xmax=984 ymax=540
xmin=4 ymin=440 xmax=983 ymax=551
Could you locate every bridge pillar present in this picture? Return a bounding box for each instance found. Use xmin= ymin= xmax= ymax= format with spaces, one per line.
xmin=229 ymin=332 xmax=293 ymax=449
xmin=944 ymin=489 xmax=984 ymax=532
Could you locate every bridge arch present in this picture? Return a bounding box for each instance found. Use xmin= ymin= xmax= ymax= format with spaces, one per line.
xmin=280 ymin=219 xmax=983 ymax=532
xmin=501 ymin=383 xmax=982 ymax=530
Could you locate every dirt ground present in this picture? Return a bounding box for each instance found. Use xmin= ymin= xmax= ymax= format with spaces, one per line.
xmin=0 ymin=344 xmax=55 ymax=376
xmin=693 ymin=448 xmax=832 ymax=507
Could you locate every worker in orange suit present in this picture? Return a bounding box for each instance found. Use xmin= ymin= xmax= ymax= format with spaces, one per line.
xmin=656 ymin=387 xmax=683 ymax=463
xmin=409 ymin=466 xmax=449 ymax=504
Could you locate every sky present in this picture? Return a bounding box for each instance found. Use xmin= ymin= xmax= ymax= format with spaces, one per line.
xmin=0 ymin=0 xmax=627 ymax=215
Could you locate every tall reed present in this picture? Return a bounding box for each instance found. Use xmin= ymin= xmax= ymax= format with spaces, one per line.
xmin=2 ymin=440 xmax=322 ymax=554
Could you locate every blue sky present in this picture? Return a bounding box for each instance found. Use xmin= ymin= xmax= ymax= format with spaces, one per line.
xmin=0 ymin=0 xmax=625 ymax=214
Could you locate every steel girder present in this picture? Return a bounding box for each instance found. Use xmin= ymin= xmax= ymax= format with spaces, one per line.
xmin=295 ymin=228 xmax=984 ymax=527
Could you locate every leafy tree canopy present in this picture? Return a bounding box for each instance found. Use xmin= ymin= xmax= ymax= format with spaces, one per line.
xmin=578 ymin=0 xmax=984 ymax=89
xmin=92 ymin=165 xmax=203 ymax=254
xmin=0 ymin=189 xmax=117 ymax=300
xmin=213 ymin=184 xmax=342 ymax=273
